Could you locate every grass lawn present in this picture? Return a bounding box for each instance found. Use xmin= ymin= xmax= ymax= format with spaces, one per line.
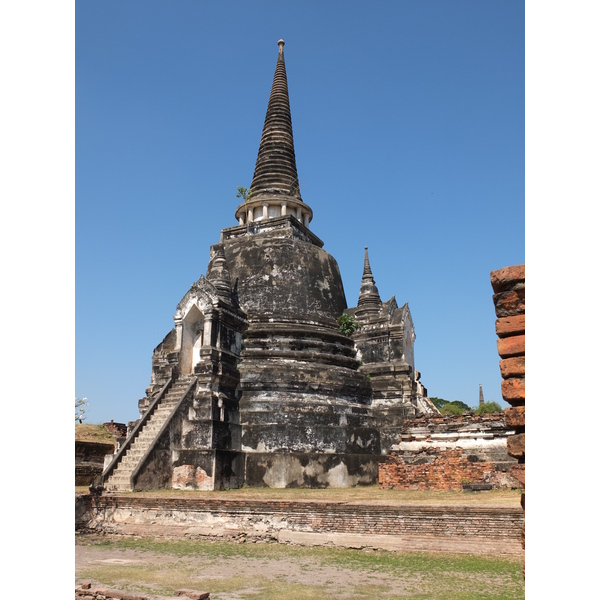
xmin=76 ymin=535 xmax=524 ymax=599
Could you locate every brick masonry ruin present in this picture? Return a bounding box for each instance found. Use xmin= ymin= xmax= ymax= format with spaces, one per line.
xmin=378 ymin=413 xmax=519 ymax=491
xmin=76 ymin=494 xmax=523 ymax=556
xmin=75 ymin=583 xmax=209 ymax=600
xmin=491 ymin=264 xmax=525 ymax=558
xmin=101 ymin=40 xmax=434 ymax=492
xmin=76 ymin=440 xmax=115 ymax=487
xmin=75 ymin=422 xmax=126 ymax=486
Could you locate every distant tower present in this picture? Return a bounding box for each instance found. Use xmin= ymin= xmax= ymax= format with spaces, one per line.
xmin=479 ymin=384 xmax=484 ymax=407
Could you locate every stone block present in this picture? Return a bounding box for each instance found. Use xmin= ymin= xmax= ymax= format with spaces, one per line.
xmin=490 ymin=265 xmax=525 ymax=293
xmin=500 ymin=356 xmax=525 ymax=378
xmin=505 ymin=406 xmax=525 ymax=428
xmin=495 ymin=314 xmax=525 ymax=337
xmin=507 ymin=433 xmax=525 ymax=460
xmin=493 ymin=288 xmax=525 ymax=318
xmin=501 ymin=378 xmax=525 ymax=402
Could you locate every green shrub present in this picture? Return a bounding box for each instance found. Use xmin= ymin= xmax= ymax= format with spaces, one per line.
xmin=440 ymin=403 xmax=464 ymax=416
xmin=474 ymin=401 xmax=503 ymax=415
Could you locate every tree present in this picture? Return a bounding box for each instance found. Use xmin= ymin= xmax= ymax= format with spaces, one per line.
xmin=474 ymin=401 xmax=503 ymax=415
xmin=337 ymin=313 xmax=360 ymax=337
xmin=430 ymin=398 xmax=471 ymax=412
xmin=429 ymin=397 xmax=448 ymax=410
xmin=75 ymin=397 xmax=88 ymax=423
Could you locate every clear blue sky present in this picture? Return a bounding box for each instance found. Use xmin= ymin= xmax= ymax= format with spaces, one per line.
xmin=75 ymin=0 xmax=525 ymax=424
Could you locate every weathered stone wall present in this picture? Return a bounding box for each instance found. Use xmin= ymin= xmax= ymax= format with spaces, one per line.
xmin=378 ymin=413 xmax=518 ymax=491
xmin=491 ymin=264 xmax=525 ymax=562
xmin=76 ymin=494 xmax=524 ymax=556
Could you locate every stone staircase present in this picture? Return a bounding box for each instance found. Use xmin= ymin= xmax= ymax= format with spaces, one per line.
xmin=104 ymin=375 xmax=196 ymax=492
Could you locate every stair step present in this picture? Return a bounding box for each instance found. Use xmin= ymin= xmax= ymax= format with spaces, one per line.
xmin=104 ymin=375 xmax=196 ymax=487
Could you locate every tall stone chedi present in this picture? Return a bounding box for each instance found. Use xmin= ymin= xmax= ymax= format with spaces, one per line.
xmin=103 ymin=41 xmax=427 ymax=492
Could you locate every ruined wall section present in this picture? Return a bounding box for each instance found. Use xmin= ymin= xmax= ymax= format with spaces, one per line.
xmin=75 ymin=583 xmax=210 ymax=600
xmin=378 ymin=413 xmax=518 ymax=490
xmin=75 ymin=441 xmax=115 ymax=486
xmin=491 ymin=264 xmax=525 ymax=560
xmin=490 ymin=265 xmax=525 ymax=472
xmin=76 ymin=494 xmax=524 ymax=556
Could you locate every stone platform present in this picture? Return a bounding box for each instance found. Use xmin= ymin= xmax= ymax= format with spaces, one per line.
xmin=76 ymin=493 xmax=524 ymax=556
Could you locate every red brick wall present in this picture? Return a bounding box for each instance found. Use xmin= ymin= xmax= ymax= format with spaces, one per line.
xmin=491 ymin=265 xmax=525 ymax=568
xmin=379 ymin=448 xmax=503 ymax=491
xmin=490 ymin=265 xmax=525 ymax=476
xmin=377 ymin=412 xmax=517 ymax=491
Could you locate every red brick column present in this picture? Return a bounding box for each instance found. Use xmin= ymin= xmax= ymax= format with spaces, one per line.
xmin=491 ymin=264 xmax=525 ymax=568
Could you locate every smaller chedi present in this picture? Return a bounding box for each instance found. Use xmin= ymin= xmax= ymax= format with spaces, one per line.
xmin=103 ymin=40 xmax=433 ymax=492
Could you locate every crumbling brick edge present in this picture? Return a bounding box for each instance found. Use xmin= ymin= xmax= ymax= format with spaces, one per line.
xmin=491 ymin=263 xmax=525 ymax=577
xmin=75 ymin=582 xmax=209 ymax=599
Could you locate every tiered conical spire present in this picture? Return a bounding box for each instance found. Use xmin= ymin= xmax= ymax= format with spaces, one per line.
xmin=250 ymin=40 xmax=302 ymax=201
xmin=234 ymin=40 xmax=313 ymax=228
xmin=356 ymin=247 xmax=383 ymax=317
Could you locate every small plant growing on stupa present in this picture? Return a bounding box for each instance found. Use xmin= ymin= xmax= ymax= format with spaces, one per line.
xmin=236 ymin=186 xmax=252 ymax=201
xmin=337 ymin=313 xmax=360 ymax=337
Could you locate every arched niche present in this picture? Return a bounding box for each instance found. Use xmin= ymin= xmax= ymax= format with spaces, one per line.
xmin=180 ymin=304 xmax=206 ymax=375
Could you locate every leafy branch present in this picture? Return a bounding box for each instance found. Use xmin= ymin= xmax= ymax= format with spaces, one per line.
xmin=75 ymin=397 xmax=88 ymax=423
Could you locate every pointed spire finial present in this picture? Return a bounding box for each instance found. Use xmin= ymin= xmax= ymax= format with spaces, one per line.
xmin=234 ymin=41 xmax=314 ymax=228
xmin=363 ymin=247 xmax=373 ymax=277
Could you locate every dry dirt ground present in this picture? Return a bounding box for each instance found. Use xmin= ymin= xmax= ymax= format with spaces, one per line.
xmin=76 ymin=539 xmax=411 ymax=598
xmin=75 ymin=534 xmax=524 ymax=600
